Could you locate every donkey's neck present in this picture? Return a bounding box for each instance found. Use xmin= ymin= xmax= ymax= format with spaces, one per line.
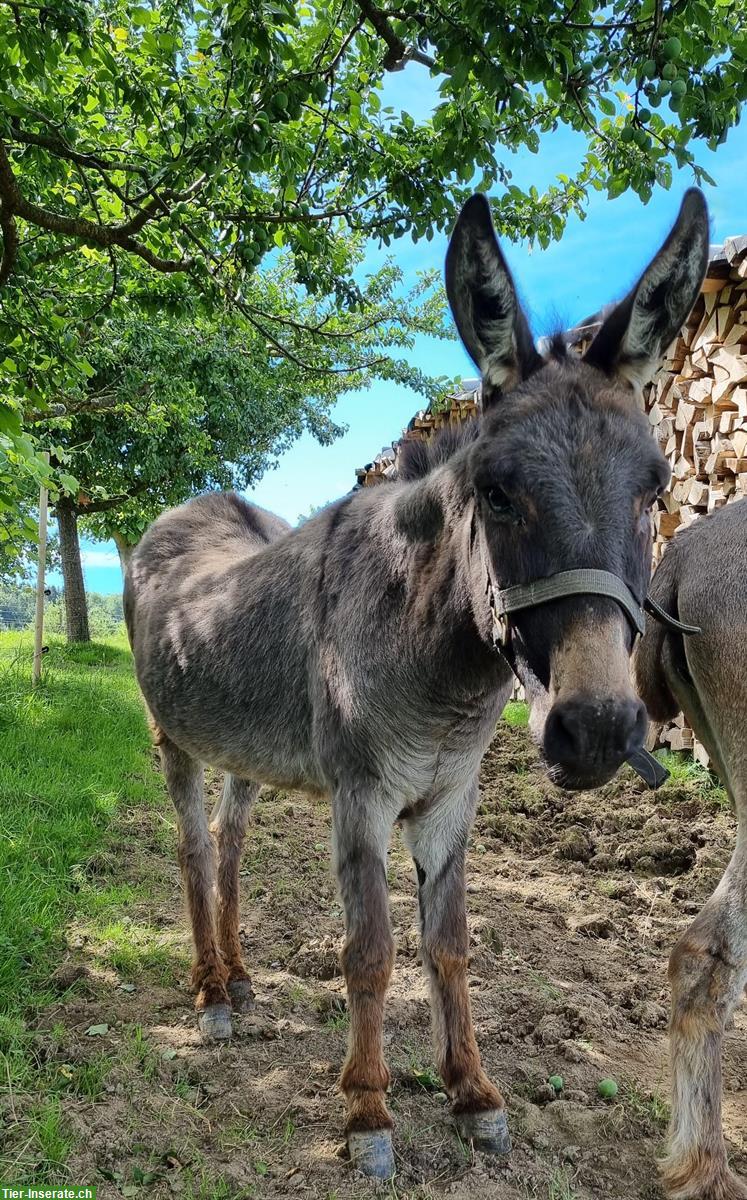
xmin=390 ymin=461 xmax=505 ymax=695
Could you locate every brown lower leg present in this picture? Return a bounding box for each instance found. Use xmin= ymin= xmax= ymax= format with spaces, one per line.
xmin=425 ymin=945 xmax=504 ymax=1114
xmin=162 ymin=742 xmax=229 ymax=1012
xmin=340 ymin=947 xmax=395 ymax=1132
xmin=177 ymin=831 xmax=229 ymax=1009
xmin=213 ymin=777 xmax=256 ymax=984
xmin=334 ymin=818 xmax=395 ymax=1136
xmin=417 ymin=850 xmax=504 ymax=1115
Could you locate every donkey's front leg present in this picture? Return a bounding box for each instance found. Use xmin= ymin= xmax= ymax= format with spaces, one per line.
xmin=333 ymin=793 xmax=396 ymax=1179
xmin=403 ymin=778 xmax=510 ymax=1156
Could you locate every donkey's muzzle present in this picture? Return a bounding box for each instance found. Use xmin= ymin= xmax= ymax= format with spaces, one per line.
xmin=543 ymin=695 xmax=647 ymax=789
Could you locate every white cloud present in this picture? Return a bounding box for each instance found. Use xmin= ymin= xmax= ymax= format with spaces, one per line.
xmin=81 ymin=549 xmax=121 ymax=569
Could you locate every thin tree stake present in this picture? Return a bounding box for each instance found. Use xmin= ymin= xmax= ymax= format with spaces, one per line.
xmin=32 ymin=451 xmax=50 ymax=687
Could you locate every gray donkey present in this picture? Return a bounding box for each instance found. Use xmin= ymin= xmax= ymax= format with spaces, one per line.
xmin=636 ymin=498 xmax=747 ymax=1200
xmin=125 ymin=190 xmax=708 ymax=1179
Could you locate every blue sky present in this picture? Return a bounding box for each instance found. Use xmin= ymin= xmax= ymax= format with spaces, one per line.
xmin=59 ymin=63 xmax=747 ymax=595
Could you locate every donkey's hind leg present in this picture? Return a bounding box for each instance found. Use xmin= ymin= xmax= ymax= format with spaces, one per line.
xmin=662 ymin=830 xmax=747 ymax=1200
xmin=160 ymin=737 xmax=232 ymax=1041
xmin=402 ymin=777 xmax=510 ymax=1157
xmin=333 ymin=791 xmax=396 ymax=1179
xmin=211 ymin=773 xmax=259 ymax=1013
xmin=659 ymin=653 xmax=747 ymax=1200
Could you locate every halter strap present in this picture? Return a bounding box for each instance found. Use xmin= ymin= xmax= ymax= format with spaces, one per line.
xmin=493 ymin=568 xmax=646 ymax=638
xmin=477 ymin=553 xmax=702 ymax=792
xmin=644 ymin=594 xmax=702 ymax=636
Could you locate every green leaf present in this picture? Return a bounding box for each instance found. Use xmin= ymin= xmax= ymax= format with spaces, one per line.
xmin=0 ymin=405 xmax=22 ymax=437
xmin=607 ymin=174 xmax=628 ymax=199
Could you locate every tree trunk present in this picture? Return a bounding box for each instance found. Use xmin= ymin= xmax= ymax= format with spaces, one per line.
xmin=56 ymin=502 xmax=90 ymax=643
xmin=112 ymin=530 xmax=136 ymax=577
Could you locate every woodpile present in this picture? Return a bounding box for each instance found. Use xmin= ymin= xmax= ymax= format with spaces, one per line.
xmin=646 ymin=235 xmax=747 ymax=559
xmin=355 ymin=386 xmax=479 ymax=488
xmin=356 ymin=240 xmax=747 ymax=768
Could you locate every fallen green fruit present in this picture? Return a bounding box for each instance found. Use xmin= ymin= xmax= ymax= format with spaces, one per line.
xmin=598 ymin=1078 xmax=619 ymax=1100
xmin=548 ymin=1075 xmax=564 ymax=1092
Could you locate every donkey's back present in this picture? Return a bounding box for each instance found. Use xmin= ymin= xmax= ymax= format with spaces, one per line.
xmin=125 ymin=491 xmax=289 ymax=607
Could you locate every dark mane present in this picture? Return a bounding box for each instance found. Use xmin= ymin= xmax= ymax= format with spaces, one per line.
xmin=545 ymin=331 xmax=568 ymax=362
xmin=396 ymin=419 xmax=480 ymax=481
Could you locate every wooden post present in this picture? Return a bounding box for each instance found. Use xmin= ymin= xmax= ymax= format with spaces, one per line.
xmin=32 ymin=452 xmax=50 ymax=687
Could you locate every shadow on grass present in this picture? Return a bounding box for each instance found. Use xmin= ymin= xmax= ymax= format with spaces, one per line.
xmin=0 ymin=631 xmax=165 ymax=1009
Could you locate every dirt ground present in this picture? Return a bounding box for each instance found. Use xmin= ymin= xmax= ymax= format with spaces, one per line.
xmin=37 ymin=719 xmax=747 ymax=1200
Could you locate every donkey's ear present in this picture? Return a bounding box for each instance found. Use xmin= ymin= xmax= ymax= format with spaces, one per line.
xmin=584 ymin=189 xmax=709 ymax=390
xmin=445 ymin=194 xmax=542 ymax=403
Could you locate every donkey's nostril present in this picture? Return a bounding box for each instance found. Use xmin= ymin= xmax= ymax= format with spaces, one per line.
xmin=544 ymin=695 xmax=647 ymax=782
xmin=544 ymin=705 xmax=584 ymax=764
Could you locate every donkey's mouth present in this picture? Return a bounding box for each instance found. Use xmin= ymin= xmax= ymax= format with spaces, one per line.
xmin=545 ymin=759 xmax=624 ymax=793
xmin=540 ymin=694 xmax=647 ymax=792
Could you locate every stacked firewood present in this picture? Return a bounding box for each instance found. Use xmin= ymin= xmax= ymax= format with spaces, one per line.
xmin=646 ymin=235 xmax=747 ymax=560
xmin=355 ymin=388 xmax=479 ymax=488
xmin=355 ymin=240 xmax=747 ymax=768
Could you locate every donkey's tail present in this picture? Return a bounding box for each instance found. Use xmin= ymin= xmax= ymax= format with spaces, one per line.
xmin=634 ymin=545 xmax=682 ymax=723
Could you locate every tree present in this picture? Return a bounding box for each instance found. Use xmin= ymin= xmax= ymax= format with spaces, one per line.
xmin=41 ymin=249 xmax=450 ymax=639
xmin=1 ymin=0 xmax=744 ymax=520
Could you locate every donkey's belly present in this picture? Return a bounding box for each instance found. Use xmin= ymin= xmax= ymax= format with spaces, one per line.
xmin=140 ymin=624 xmax=325 ymax=793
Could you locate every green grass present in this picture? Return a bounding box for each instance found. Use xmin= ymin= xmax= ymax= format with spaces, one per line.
xmin=0 ymin=631 xmax=169 ymax=1181
xmin=655 ymin=750 xmax=730 ymax=808
xmin=501 ymin=699 xmax=529 ymax=727
xmin=547 ymin=1168 xmax=579 ymax=1200
xmin=0 ymin=632 xmax=163 ymax=1006
xmin=622 ymin=1080 xmax=670 ymax=1128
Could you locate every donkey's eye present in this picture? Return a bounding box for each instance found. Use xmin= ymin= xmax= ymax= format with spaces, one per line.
xmin=644 ymin=483 xmax=666 ymax=512
xmin=485 ymin=487 xmax=521 ymax=523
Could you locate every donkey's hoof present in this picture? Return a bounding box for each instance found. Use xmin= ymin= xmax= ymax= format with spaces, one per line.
xmin=228 ymin=979 xmax=255 ymax=1013
xmin=348 ymin=1130 xmax=395 ymax=1179
xmin=456 ymin=1108 xmax=511 ymax=1155
xmin=198 ymin=1003 xmax=232 ymax=1041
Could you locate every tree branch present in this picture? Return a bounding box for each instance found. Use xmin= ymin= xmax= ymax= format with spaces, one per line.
xmin=0 ymin=203 xmax=18 ymax=284
xmin=0 ymin=137 xmax=194 ymax=281
xmin=10 ymin=124 xmax=150 ymax=179
xmin=355 ymin=0 xmax=435 ymax=69
xmin=75 ymin=481 xmax=149 ymax=514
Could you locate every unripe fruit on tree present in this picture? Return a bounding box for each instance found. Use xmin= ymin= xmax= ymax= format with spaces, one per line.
xmin=661 ymin=36 xmax=682 ymax=62
xmin=671 ymin=78 xmax=687 ymax=97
